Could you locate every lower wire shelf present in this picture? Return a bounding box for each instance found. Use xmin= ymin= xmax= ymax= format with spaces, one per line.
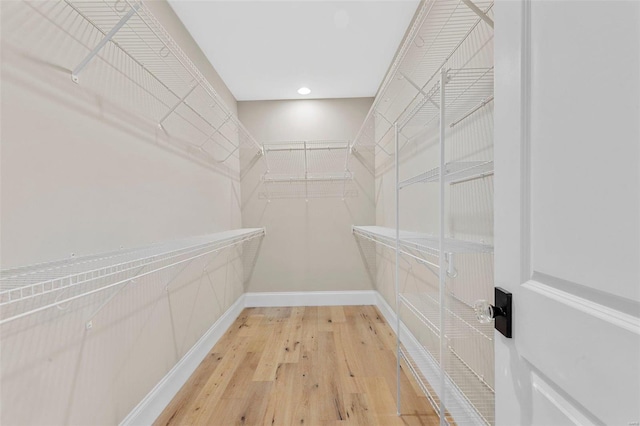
xmin=400 ymin=332 xmax=494 ymax=426
xmin=399 ymin=345 xmax=444 ymax=419
xmin=0 ymin=228 xmax=265 ymax=325
xmin=399 ymin=293 xmax=495 ymax=425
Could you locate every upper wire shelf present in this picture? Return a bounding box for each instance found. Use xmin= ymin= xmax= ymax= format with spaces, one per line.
xmin=398 ymin=67 xmax=494 ymax=140
xmin=399 ymin=160 xmax=493 ymax=188
xmin=64 ymin=0 xmax=262 ymax=166
xmin=261 ymin=140 xmax=352 ymax=183
xmin=0 ymin=228 xmax=265 ymax=325
xmin=351 ymin=0 xmax=494 ymax=154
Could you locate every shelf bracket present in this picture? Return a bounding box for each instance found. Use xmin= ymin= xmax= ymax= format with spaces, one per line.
xmin=375 ymin=110 xmax=394 ymax=128
xmin=200 ymin=114 xmax=231 ymax=143
xmin=71 ymin=2 xmax=141 ymax=83
xmin=200 ymin=143 xmax=239 ymax=164
xmin=303 ymin=141 xmax=308 ymax=179
xmin=159 ymin=83 xmax=198 ymax=126
xmin=461 ymin=0 xmax=494 ymax=29
xmin=341 ymin=141 xmax=351 ymax=200
xmin=83 ymin=264 xmax=147 ymax=329
xmin=449 ymin=95 xmax=494 ymax=128
xmin=400 ymin=72 xmax=440 ymax=110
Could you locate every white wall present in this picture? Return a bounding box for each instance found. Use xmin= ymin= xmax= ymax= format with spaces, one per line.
xmin=0 ymin=1 xmax=245 ymax=424
xmin=239 ymin=98 xmax=376 ymax=292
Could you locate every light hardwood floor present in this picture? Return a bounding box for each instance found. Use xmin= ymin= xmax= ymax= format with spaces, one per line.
xmin=155 ymin=306 xmax=439 ymax=425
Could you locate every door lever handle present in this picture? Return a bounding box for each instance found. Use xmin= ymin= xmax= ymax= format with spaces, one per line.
xmin=474 ymin=287 xmax=512 ymax=338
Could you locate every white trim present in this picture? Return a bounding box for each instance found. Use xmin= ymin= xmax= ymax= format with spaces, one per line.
xmin=244 ymin=290 xmax=377 ymax=307
xmin=531 ymin=372 xmax=598 ymax=426
xmin=375 ymin=291 xmax=397 ymax=327
xmin=523 ymin=280 xmax=640 ymax=335
xmin=119 ymin=294 xmax=246 ymax=426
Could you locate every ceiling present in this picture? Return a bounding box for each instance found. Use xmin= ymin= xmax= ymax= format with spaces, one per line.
xmin=168 ymin=1 xmax=420 ymax=101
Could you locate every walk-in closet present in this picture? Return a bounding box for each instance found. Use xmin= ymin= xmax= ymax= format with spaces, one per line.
xmin=1 ymin=0 xmax=638 ymax=425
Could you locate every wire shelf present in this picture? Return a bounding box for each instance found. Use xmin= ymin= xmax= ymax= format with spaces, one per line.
xmin=399 ymin=346 xmax=444 ymax=420
xmin=64 ymin=0 xmax=262 ymax=165
xmin=445 ymin=344 xmax=495 ymax=425
xmin=259 ymin=140 xmax=354 ymax=200
xmin=352 ymin=225 xmax=439 ymax=269
xmin=399 ymin=67 xmax=494 ymax=140
xmin=399 ymin=296 xmax=494 ymax=426
xmin=352 ymin=225 xmax=492 ymax=255
xmin=400 ymin=292 xmax=493 ymax=342
xmin=258 ymin=181 xmax=358 ymax=201
xmin=399 ymin=161 xmax=493 ymax=188
xmin=351 ymin=0 xmax=494 ymax=153
xmin=262 ymin=140 xmax=352 ymax=182
xmin=0 ymin=228 xmax=265 ymax=325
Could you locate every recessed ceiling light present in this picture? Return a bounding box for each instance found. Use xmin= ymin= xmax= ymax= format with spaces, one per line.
xmin=297 ymin=87 xmax=311 ymax=95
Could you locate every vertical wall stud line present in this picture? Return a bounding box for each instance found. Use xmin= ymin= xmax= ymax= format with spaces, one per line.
xmin=71 ymin=2 xmax=141 ymax=82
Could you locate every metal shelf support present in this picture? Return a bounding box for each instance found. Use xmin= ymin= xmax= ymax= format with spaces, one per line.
xmin=71 ymin=2 xmax=141 ymax=83
xmin=461 ymin=0 xmax=494 ymax=28
xmin=159 ymin=83 xmax=199 ymax=125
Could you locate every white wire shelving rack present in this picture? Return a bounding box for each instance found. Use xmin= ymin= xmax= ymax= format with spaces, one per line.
xmin=63 ymin=0 xmax=263 ymax=166
xmin=352 ymin=0 xmax=495 ymax=424
xmin=350 ymin=0 xmax=494 ymax=156
xmin=260 ymin=140 xmax=356 ymax=201
xmin=0 ymin=228 xmax=265 ymax=327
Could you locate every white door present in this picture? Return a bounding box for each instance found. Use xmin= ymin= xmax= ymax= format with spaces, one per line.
xmin=493 ymin=1 xmax=640 ymax=425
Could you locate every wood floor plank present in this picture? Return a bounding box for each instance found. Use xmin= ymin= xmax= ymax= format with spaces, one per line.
xmin=238 ymin=313 xmax=265 ymax=338
xmin=156 ymin=305 xmax=439 ymax=426
xmin=246 ymin=323 xmax=273 ymax=354
xmin=317 ymin=306 xmax=335 ymax=332
xmin=280 ymin=306 xmax=304 ymax=364
xmin=332 ymin=324 xmax=362 ymax=393
xmin=329 ymin=306 xmax=347 ymax=324
xmin=301 ymin=306 xmax=319 ymax=352
xmin=180 ymin=338 xmax=251 ymax=425
xmin=253 ymin=322 xmax=286 ymax=381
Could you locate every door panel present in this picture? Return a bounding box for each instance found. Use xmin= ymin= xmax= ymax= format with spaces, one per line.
xmin=529 ymin=0 xmax=640 ymax=302
xmin=495 ymin=0 xmax=640 ymax=425
xmin=531 ymin=372 xmax=598 ymax=426
xmin=519 ymin=279 xmax=640 ymax=425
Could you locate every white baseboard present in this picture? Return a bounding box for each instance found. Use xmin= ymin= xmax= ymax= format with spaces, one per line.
xmin=374 ymin=291 xmax=397 ymax=327
xmin=244 ymin=290 xmax=377 ymax=307
xmin=119 ymin=294 xmax=246 ymax=426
